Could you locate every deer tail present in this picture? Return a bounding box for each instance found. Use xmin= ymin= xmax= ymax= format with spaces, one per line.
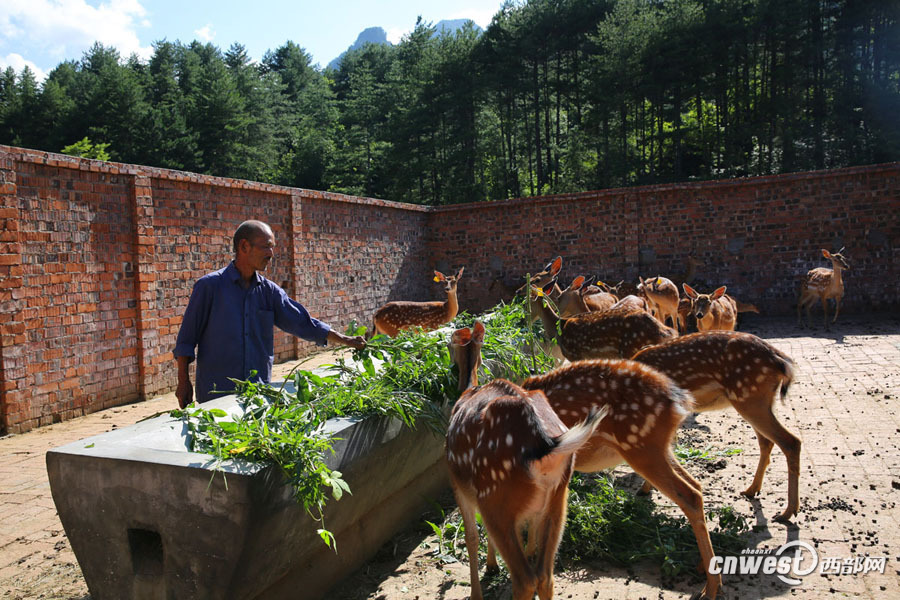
xmin=552 ymin=405 xmax=609 ymax=456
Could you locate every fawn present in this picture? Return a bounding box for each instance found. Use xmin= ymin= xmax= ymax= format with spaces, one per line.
xmin=530 ymin=284 xmax=675 ymax=361
xmin=369 ymin=267 xmax=464 ymax=338
xmin=632 ymin=331 xmax=800 ymax=521
xmin=682 ymin=284 xmax=738 ymax=332
xmin=797 ymin=248 xmax=850 ymax=330
xmin=639 ymin=276 xmax=681 ymax=330
xmin=557 ymin=276 xmax=618 ymax=318
xmin=446 ymin=322 xmax=606 ymax=600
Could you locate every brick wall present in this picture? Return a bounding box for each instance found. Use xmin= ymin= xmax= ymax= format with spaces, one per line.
xmin=430 ymin=166 xmax=899 ymax=315
xmin=1 ymin=144 xmax=897 ymax=433
xmin=0 ymin=146 xmax=429 ymax=433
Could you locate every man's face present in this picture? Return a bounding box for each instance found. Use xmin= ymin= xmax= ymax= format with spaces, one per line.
xmin=246 ymin=232 xmax=276 ymax=272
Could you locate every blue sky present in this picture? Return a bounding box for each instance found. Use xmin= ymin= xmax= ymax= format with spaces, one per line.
xmin=0 ymin=0 xmax=505 ymax=81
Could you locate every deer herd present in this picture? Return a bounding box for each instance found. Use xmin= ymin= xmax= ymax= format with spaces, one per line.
xmin=367 ymin=247 xmax=850 ymax=600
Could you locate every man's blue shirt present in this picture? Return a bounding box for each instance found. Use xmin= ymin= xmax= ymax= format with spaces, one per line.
xmin=174 ymin=262 xmax=331 ymax=403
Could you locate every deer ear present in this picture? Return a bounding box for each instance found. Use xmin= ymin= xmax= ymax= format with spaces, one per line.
xmin=451 ymin=327 xmax=472 ymax=346
xmin=472 ymin=321 xmax=486 ymax=344
xmin=544 ymin=278 xmax=558 ymax=294
xmin=683 ymin=283 xmax=698 ymax=299
xmin=456 ymin=266 xmax=465 ymax=279
xmin=821 ymin=249 xmax=831 ymax=258
xmin=572 ymin=276 xmax=585 ymax=290
xmin=712 ymin=286 xmax=727 ymax=299
xmin=434 ymin=271 xmax=446 ymax=282
xmin=549 ymin=256 xmax=562 ymax=276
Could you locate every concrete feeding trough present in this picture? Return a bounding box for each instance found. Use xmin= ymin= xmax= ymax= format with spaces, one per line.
xmin=46 ymin=377 xmax=450 ymax=600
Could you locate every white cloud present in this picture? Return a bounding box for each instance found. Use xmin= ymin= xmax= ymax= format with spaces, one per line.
xmin=194 ymin=24 xmax=214 ymax=42
xmin=385 ymin=26 xmax=406 ymax=45
xmin=384 ymin=6 xmax=499 ymax=45
xmin=0 ymin=0 xmax=153 ymax=64
xmin=0 ymin=52 xmax=47 ymax=81
xmin=448 ymin=8 xmax=498 ymax=30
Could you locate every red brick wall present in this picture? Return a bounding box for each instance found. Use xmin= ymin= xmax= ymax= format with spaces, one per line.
xmin=7 ymin=162 xmax=140 ymax=428
xmin=0 ymin=146 xmax=429 ymax=433
xmin=1 ymin=144 xmax=897 ymax=433
xmin=294 ymin=194 xmax=429 ymax=339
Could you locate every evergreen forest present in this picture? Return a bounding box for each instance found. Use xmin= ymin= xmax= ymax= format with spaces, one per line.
xmin=1 ymin=0 xmax=897 ymax=205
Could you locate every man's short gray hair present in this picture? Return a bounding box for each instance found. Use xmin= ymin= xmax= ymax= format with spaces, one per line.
xmin=233 ymin=220 xmax=273 ymax=253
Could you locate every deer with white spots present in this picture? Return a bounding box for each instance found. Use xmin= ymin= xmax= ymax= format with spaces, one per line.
xmin=369 ymin=267 xmax=464 ymax=338
xmin=682 ymin=284 xmax=738 ymax=332
xmin=632 ymin=330 xmax=800 ymax=522
xmin=557 ymin=276 xmax=619 ymax=318
xmin=638 ymin=276 xmax=681 ymax=330
xmin=797 ymin=248 xmax=850 ymax=330
xmin=530 ymin=285 xmax=675 ymax=361
xmin=610 ymin=293 xmax=651 ymax=313
xmin=446 ymin=322 xmax=607 ymax=600
xmin=521 ymin=360 xmax=722 ymax=599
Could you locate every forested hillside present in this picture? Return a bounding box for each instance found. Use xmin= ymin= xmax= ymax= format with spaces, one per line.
xmin=1 ymin=0 xmax=897 ymax=205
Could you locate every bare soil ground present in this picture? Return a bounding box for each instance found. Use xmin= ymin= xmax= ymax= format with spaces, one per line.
xmin=2 ymin=315 xmax=899 ymax=600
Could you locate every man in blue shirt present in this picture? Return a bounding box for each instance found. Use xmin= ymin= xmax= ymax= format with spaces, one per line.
xmin=173 ymin=220 xmax=366 ymax=408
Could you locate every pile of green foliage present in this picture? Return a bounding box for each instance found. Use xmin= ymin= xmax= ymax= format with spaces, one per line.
xmin=169 ymin=299 xmax=551 ymax=547
xmin=560 ymin=473 xmax=749 ymax=580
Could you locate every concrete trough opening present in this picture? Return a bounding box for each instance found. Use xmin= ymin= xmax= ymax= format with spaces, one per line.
xmin=128 ymin=528 xmax=164 ymax=577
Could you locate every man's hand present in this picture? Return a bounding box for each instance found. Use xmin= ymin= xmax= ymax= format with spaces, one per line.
xmin=176 ymin=379 xmax=193 ymax=409
xmin=175 ymin=355 xmax=194 ymax=409
xmin=328 ymin=331 xmax=366 ymax=351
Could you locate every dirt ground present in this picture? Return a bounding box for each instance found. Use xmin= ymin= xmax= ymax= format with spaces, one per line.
xmin=2 ymin=314 xmax=899 ymax=600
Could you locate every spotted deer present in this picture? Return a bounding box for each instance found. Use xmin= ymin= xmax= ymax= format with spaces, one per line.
xmin=797 ymin=248 xmax=850 ymax=330
xmin=556 ymin=276 xmax=618 ymax=318
xmin=610 ymin=293 xmax=650 ymax=313
xmin=639 ymin=276 xmax=680 ymax=330
xmin=682 ymin=284 xmax=738 ymax=332
xmin=610 ymin=280 xmax=638 ymax=299
xmin=676 ymin=296 xmax=693 ymax=334
xmin=632 ymin=331 xmax=800 ymax=521
xmin=522 ymin=360 xmax=722 ymax=599
xmin=530 ymin=285 xmax=675 ymax=361
xmin=369 ymin=267 xmax=464 ymax=338
xmin=446 ymin=322 xmax=606 ymax=600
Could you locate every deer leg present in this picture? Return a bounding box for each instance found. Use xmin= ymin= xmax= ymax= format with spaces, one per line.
xmin=637 ymin=478 xmax=655 ymax=495
xmin=732 ymin=399 xmax=801 ymax=522
xmin=625 ymin=447 xmax=721 ymax=600
xmin=455 ymin=494 xmax=486 ymax=600
xmin=670 ymin=453 xmax=703 ymax=493
xmin=740 ymin=426 xmax=774 ymax=498
xmin=485 ymin=536 xmax=499 ymax=574
xmin=832 ymin=296 xmax=842 ymax=324
xmin=532 ymin=482 xmax=570 ymax=600
xmin=822 ymin=294 xmax=830 ymax=330
xmin=479 ymin=510 xmax=538 ymax=600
